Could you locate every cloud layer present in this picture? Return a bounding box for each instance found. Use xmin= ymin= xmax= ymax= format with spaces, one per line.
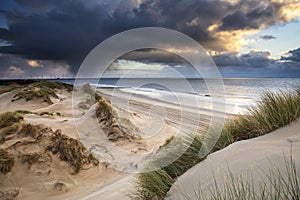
xmin=0 ymin=0 xmax=299 ymax=77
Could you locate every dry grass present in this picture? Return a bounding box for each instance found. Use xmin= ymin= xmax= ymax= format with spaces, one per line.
xmin=0 ymin=112 xmax=23 ymax=129
xmin=132 ymin=89 xmax=300 ymax=200
xmin=0 ymin=87 xmax=16 ymax=95
xmin=0 ymin=112 xmax=23 ymax=144
xmin=0 ymin=110 xmax=99 ymax=174
xmin=184 ymin=154 xmax=300 ymax=200
xmin=12 ymin=81 xmax=73 ymax=104
xmin=0 ymin=149 xmax=15 ymax=174
xmin=47 ymin=130 xmax=99 ymax=173
xmin=96 ymin=98 xmax=141 ymax=141
xmin=225 ymin=89 xmax=300 ymax=141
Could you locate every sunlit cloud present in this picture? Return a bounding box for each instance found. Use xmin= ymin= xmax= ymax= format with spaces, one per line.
xmin=208 ymin=24 xmax=259 ymax=52
xmin=276 ymin=0 xmax=300 ymax=21
xmin=27 ymin=60 xmax=41 ymax=68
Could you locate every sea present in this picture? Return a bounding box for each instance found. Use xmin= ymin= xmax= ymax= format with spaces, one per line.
xmin=51 ymin=78 xmax=300 ymax=115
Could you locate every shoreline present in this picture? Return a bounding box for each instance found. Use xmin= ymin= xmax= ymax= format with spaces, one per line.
xmin=1 ymin=80 xmax=299 ymax=200
xmin=0 ymin=81 xmax=219 ymax=199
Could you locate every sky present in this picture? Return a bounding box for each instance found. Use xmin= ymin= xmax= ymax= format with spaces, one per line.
xmin=0 ymin=0 xmax=300 ymax=78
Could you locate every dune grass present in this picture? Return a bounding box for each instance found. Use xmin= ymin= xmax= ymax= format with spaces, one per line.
xmin=0 ymin=112 xmax=23 ymax=129
xmin=0 ymin=112 xmax=23 ymax=144
xmin=47 ymin=130 xmax=99 ymax=173
xmin=131 ymin=89 xmax=300 ymax=200
xmin=0 ymin=110 xmax=99 ymax=174
xmin=0 ymin=149 xmax=15 ymax=174
xmin=225 ymin=89 xmax=300 ymax=141
xmin=132 ymin=169 xmax=174 ymax=200
xmin=131 ymin=134 xmax=206 ymax=199
xmin=12 ymin=81 xmax=73 ymax=104
xmin=183 ymin=153 xmax=299 ymax=200
xmin=96 ymin=97 xmax=141 ymax=141
xmin=0 ymin=87 xmax=17 ymax=95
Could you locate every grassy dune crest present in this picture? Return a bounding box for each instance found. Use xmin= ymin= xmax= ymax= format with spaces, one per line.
xmin=48 ymin=129 xmax=99 ymax=173
xmin=183 ymin=154 xmax=300 ymax=200
xmin=12 ymin=81 xmax=73 ymax=104
xmin=0 ymin=111 xmax=99 ymax=175
xmin=96 ymin=97 xmax=141 ymax=141
xmin=224 ymin=89 xmax=300 ymax=141
xmin=132 ymin=89 xmax=300 ymax=200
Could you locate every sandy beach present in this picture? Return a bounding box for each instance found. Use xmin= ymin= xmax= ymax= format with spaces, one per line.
xmin=1 ymin=81 xmax=299 ymax=200
xmin=0 ymin=81 xmax=218 ymax=199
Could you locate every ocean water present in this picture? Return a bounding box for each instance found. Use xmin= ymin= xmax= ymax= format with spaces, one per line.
xmin=54 ymin=78 xmax=300 ymax=115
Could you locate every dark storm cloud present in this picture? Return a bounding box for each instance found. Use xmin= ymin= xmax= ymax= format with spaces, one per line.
xmin=120 ymin=49 xmax=188 ymax=66
xmin=0 ymin=1 xmax=116 ymax=73
xmin=218 ymin=1 xmax=282 ymax=31
xmin=0 ymin=0 xmax=22 ymax=29
xmin=0 ymin=0 xmax=296 ymax=74
xmin=213 ymin=50 xmax=271 ymax=68
xmin=133 ymin=0 xmax=232 ymax=41
xmin=281 ymin=47 xmax=300 ymax=62
xmin=213 ymin=52 xmax=244 ymax=67
xmin=260 ymin=35 xmax=277 ymax=40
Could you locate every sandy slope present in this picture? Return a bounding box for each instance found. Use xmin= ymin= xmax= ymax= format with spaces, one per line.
xmin=0 ymin=87 xmax=124 ymax=199
xmin=1 ymin=84 xmax=214 ymax=199
xmin=1 ymin=83 xmax=257 ymax=200
xmin=166 ymin=120 xmax=300 ymax=199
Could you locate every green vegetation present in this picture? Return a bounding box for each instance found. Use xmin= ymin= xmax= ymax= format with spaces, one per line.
xmin=132 ymin=170 xmax=174 ymax=200
xmin=132 ymin=134 xmax=206 ymax=199
xmin=55 ymin=112 xmax=62 ymax=116
xmin=0 ymin=112 xmax=23 ymax=129
xmin=0 ymin=87 xmax=16 ymax=95
xmin=224 ymin=89 xmax=300 ymax=141
xmin=0 ymin=149 xmax=14 ymax=174
xmin=183 ymin=154 xmax=299 ymax=200
xmin=21 ymin=153 xmax=41 ymax=166
xmin=96 ymin=97 xmax=141 ymax=141
xmin=19 ymin=123 xmax=41 ymax=138
xmin=0 ymin=110 xmax=99 ymax=174
xmin=12 ymin=81 xmax=73 ymax=104
xmin=39 ymin=111 xmax=54 ymax=116
xmin=132 ymin=89 xmax=300 ymax=199
xmin=0 ymin=112 xmax=23 ymax=144
xmin=96 ymin=98 xmax=115 ymax=126
xmin=15 ymin=110 xmax=34 ymax=115
xmin=161 ymin=136 xmax=175 ymax=148
xmin=48 ymin=130 xmax=99 ymax=173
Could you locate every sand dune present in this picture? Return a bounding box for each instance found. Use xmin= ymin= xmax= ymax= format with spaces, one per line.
xmin=2 ymin=81 xmax=298 ymax=200
xmin=166 ymin=120 xmax=300 ymax=199
xmin=1 ymin=82 xmax=205 ymax=199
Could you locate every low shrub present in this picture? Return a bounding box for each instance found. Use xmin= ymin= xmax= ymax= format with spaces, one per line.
xmin=12 ymin=81 xmax=73 ymax=104
xmin=47 ymin=130 xmax=99 ymax=173
xmin=0 ymin=112 xmax=23 ymax=129
xmin=0 ymin=149 xmax=14 ymax=174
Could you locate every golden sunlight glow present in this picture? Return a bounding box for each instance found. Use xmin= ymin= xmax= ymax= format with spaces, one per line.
xmin=208 ymin=24 xmax=259 ymax=52
xmin=166 ymin=48 xmax=200 ymax=55
xmin=27 ymin=60 xmax=40 ymax=68
xmin=205 ymin=0 xmax=300 ymax=53
xmin=279 ymin=0 xmax=300 ymax=21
